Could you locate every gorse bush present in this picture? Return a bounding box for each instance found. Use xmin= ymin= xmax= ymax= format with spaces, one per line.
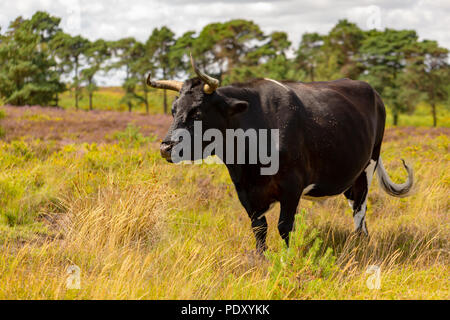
xmin=265 ymin=211 xmax=337 ymax=298
xmin=0 ymin=110 xmax=448 ymax=298
xmin=113 ymin=124 xmax=156 ymax=147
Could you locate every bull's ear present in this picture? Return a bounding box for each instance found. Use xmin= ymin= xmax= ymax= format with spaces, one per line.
xmin=227 ymin=99 xmax=248 ymax=116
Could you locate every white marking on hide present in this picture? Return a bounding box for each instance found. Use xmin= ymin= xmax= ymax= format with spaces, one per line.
xmin=353 ymin=200 xmax=368 ymax=233
xmin=302 ymin=194 xmax=336 ymax=202
xmin=302 ymin=184 xmax=316 ymax=195
xmin=365 ymin=160 xmax=377 ymax=188
xmin=353 ymin=159 xmax=377 ymax=235
xmin=257 ymin=203 xmax=276 ymax=220
xmin=301 ymin=184 xmax=337 ymax=202
xmin=264 ymin=78 xmax=289 ymax=91
xmin=257 ymin=212 xmax=267 ymax=220
xmin=348 ymin=199 xmax=354 ymax=209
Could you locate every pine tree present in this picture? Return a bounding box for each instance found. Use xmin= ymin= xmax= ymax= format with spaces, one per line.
xmin=0 ymin=12 xmax=65 ymax=106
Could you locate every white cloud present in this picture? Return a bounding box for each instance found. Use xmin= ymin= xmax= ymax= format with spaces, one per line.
xmin=1 ymin=0 xmax=448 ymax=47
xmin=1 ymin=0 xmax=449 ymax=85
xmin=0 ymin=1 xmax=443 ymax=42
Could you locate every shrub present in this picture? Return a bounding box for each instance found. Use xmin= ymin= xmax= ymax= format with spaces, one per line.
xmin=265 ymin=210 xmax=337 ymax=298
xmin=113 ymin=124 xmax=153 ymax=147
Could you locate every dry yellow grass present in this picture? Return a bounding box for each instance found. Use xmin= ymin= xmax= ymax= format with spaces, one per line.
xmin=0 ymin=117 xmax=448 ymax=299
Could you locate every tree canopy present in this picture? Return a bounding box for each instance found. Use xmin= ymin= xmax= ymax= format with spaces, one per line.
xmin=0 ymin=11 xmax=448 ymax=125
xmin=0 ymin=12 xmax=65 ymax=106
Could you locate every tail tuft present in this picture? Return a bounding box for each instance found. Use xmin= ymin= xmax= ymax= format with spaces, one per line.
xmin=376 ymin=157 xmax=414 ymax=198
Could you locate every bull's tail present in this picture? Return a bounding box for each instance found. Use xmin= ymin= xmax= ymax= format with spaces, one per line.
xmin=376 ymin=157 xmax=414 ymax=198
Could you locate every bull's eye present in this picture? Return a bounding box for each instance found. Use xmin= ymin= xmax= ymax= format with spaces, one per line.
xmin=171 ymin=107 xmax=176 ymax=117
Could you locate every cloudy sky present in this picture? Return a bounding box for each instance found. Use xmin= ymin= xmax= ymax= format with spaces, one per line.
xmin=1 ymin=0 xmax=449 ymax=84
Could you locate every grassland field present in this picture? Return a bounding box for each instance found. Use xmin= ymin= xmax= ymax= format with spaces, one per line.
xmin=56 ymin=87 xmax=450 ymax=128
xmin=58 ymin=87 xmax=177 ymax=115
xmin=0 ymin=94 xmax=448 ymax=299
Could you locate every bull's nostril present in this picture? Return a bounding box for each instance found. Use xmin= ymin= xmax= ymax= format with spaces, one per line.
xmin=160 ymin=141 xmax=172 ymax=148
xmin=160 ymin=142 xmax=173 ymax=161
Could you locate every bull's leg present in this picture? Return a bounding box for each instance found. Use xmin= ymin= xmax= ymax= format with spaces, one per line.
xmin=234 ymin=186 xmax=269 ymax=253
xmin=278 ymin=194 xmax=301 ymax=247
xmin=344 ymin=159 xmax=377 ymax=236
xmin=251 ymin=215 xmax=268 ymax=253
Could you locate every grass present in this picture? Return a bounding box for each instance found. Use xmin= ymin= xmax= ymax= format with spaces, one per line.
xmin=385 ymin=102 xmax=450 ymax=128
xmin=66 ymin=88 xmax=449 ymax=127
xmin=57 ymin=87 xmax=450 ymax=127
xmin=58 ymin=87 xmax=177 ymax=114
xmin=0 ymin=113 xmax=448 ymax=299
xmin=2 ymin=86 xmax=449 ymax=127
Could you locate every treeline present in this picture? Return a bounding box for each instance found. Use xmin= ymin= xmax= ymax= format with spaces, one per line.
xmin=0 ymin=11 xmax=449 ymax=125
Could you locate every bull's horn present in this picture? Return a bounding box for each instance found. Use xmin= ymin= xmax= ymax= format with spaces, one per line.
xmin=146 ymin=73 xmax=183 ymax=92
xmin=190 ymin=52 xmax=219 ymax=94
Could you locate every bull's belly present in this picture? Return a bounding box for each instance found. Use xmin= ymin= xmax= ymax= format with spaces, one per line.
xmin=301 ymin=194 xmax=337 ymax=202
xmin=300 ymin=183 xmax=349 ymax=202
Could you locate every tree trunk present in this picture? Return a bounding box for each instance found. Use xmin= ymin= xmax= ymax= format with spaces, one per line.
xmin=55 ymin=93 xmax=59 ymax=107
xmin=128 ymin=102 xmax=132 ymax=113
xmin=431 ymin=103 xmax=437 ymax=127
xmin=393 ymin=110 xmax=399 ymax=126
xmin=144 ymin=90 xmax=149 ymax=114
xmin=75 ymin=59 xmax=79 ymax=110
xmin=163 ymin=89 xmax=167 ymax=114
xmin=89 ymin=92 xmax=93 ymax=111
xmin=75 ymin=88 xmax=79 ymax=110
xmin=162 ymin=67 xmax=168 ymax=114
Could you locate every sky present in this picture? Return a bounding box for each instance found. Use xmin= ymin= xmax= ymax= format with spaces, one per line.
xmin=1 ymin=0 xmax=449 ymax=85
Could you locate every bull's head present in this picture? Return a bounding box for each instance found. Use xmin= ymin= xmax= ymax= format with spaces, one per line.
xmin=147 ymin=54 xmax=248 ymax=162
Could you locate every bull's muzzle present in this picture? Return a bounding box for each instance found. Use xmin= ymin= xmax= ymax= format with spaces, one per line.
xmin=160 ymin=142 xmax=174 ymax=163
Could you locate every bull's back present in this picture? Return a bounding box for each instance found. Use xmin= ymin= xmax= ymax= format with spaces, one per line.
xmin=283 ymin=79 xmax=384 ymax=195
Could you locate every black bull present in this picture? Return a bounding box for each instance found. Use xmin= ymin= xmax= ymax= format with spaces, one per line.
xmin=155 ymin=77 xmax=414 ymax=253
